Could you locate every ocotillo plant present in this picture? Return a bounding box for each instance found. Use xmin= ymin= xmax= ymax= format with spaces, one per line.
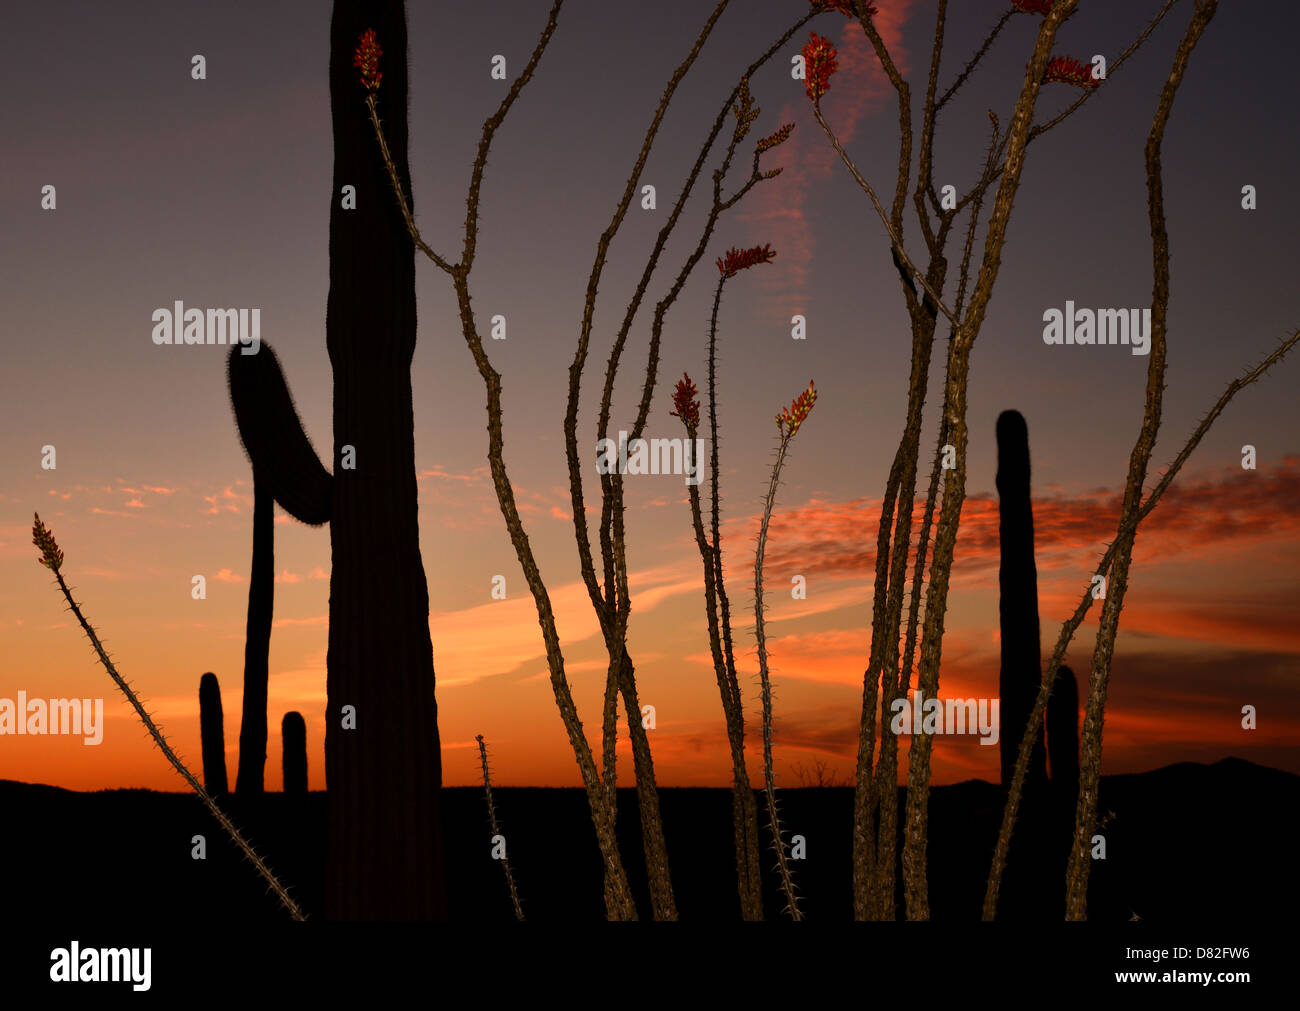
xmin=671 ymin=242 xmax=781 ymax=920
xmin=803 ymin=0 xmax=1185 ymax=920
xmin=33 ymin=515 xmax=304 ymax=920
xmin=199 ymin=671 xmax=228 ymax=797
xmin=754 ymin=381 xmax=818 ymax=921
xmin=224 ymin=0 xmax=447 ymax=920
xmin=282 ymin=712 xmax=307 ymax=796
xmin=476 ymin=735 xmax=523 ymax=921
xmin=360 ymin=1 xmax=811 ymax=919
xmin=995 ymin=410 xmax=1047 ymax=790
xmin=671 ymin=370 xmax=761 ymax=920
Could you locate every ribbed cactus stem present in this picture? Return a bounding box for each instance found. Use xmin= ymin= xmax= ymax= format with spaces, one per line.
xmin=321 ymin=0 xmax=446 ymax=919
xmin=996 ymin=410 xmax=1047 ymax=790
xmin=281 ymin=711 xmax=308 ymax=795
xmin=198 ymin=671 xmax=228 ymax=797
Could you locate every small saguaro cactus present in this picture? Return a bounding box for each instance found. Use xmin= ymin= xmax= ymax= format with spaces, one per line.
xmin=199 ymin=672 xmax=228 ymax=797
xmin=1046 ymin=664 xmax=1079 ymax=803
xmin=282 ymin=712 xmax=308 ymax=795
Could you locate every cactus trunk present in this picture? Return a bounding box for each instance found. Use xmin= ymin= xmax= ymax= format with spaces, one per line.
xmin=996 ymin=410 xmax=1048 ymax=790
xmin=235 ymin=478 xmax=273 ymax=794
xmin=324 ymin=0 xmax=446 ymax=919
xmin=199 ymin=671 xmax=228 ymax=796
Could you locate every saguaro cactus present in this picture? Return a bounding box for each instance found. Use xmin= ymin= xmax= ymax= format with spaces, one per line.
xmin=225 ymin=0 xmax=446 ymax=919
xmin=1046 ymin=664 xmax=1079 ymax=802
xmin=996 ymin=410 xmax=1047 ymax=789
xmin=234 ymin=479 xmax=274 ymax=795
xmin=199 ymin=671 xmax=228 ymax=797
xmin=282 ymin=712 xmax=308 ymax=795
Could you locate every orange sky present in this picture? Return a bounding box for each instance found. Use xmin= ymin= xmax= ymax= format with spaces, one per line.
xmin=4 ymin=0 xmax=1299 ymax=794
xmin=3 ymin=455 xmax=1296 ymax=792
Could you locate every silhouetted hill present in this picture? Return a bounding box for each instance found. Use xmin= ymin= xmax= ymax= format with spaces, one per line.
xmin=3 ymin=757 xmax=1291 ymax=921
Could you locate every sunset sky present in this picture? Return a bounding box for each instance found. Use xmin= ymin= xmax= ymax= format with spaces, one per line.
xmin=2 ymin=0 xmax=1297 ymax=793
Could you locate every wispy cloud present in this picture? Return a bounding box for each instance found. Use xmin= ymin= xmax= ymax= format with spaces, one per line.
xmin=740 ymin=4 xmax=916 ymax=314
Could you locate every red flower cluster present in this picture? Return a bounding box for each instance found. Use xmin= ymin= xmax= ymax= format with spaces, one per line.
xmin=1041 ymin=55 xmax=1098 ymax=88
xmin=1011 ymin=0 xmax=1052 ymax=14
xmin=32 ymin=513 xmax=63 ymax=572
xmin=817 ymin=0 xmax=879 ymax=17
xmin=669 ymin=373 xmax=701 ymax=430
xmin=354 ymin=29 xmax=383 ymax=91
xmin=802 ymin=33 xmax=839 ymax=102
xmin=716 ymin=243 xmax=776 ymax=279
xmin=755 ymin=123 xmax=795 ymax=154
xmin=775 ymin=381 xmax=818 ymax=436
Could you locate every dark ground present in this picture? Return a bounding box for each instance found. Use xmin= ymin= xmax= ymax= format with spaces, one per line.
xmin=2 ymin=757 xmax=1291 ymax=921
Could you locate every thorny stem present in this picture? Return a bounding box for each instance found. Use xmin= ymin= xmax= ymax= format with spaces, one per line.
xmin=708 ymin=275 xmax=745 ymax=731
xmin=811 ymin=102 xmax=958 ymax=329
xmin=590 ymin=7 xmax=734 ymax=881
xmin=48 ymin=567 xmax=306 ymax=921
xmin=958 ymin=0 xmax=1181 ymax=215
xmin=1063 ymin=0 xmax=1217 ymax=920
xmin=935 ymin=9 xmax=1015 ymax=112
xmin=476 ymin=735 xmax=524 ymax=921
xmin=702 ymin=273 xmax=764 ymax=918
xmin=900 ymin=0 xmax=1079 ymax=920
xmin=682 ymin=415 xmax=763 ymax=920
xmin=364 ymin=92 xmax=455 ymax=275
xmin=755 ymin=432 xmax=803 ymax=921
xmin=366 ymin=0 xmax=638 ymax=920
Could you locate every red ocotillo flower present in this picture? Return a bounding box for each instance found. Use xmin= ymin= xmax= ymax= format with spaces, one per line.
xmin=1011 ymin=0 xmax=1052 ymax=14
xmin=32 ymin=513 xmax=64 ymax=572
xmin=717 ymin=243 xmax=777 ymax=279
xmin=1041 ymin=55 xmax=1098 ymax=88
xmin=755 ymin=123 xmax=795 ymax=154
xmin=775 ymin=381 xmax=818 ymax=437
xmin=817 ymin=0 xmax=879 ymax=17
xmin=354 ymin=29 xmax=383 ymax=91
xmin=802 ymin=33 xmax=839 ymax=102
xmin=669 ymin=373 xmax=701 ymax=430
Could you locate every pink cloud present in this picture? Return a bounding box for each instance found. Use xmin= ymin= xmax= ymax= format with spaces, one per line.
xmin=739 ymin=4 xmax=916 ymax=313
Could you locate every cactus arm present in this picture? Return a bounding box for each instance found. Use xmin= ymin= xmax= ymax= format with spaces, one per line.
xmin=281 ymin=712 xmax=308 ymax=794
xmin=227 ymin=343 xmax=333 ymax=526
xmin=198 ymin=671 xmax=229 ymax=796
